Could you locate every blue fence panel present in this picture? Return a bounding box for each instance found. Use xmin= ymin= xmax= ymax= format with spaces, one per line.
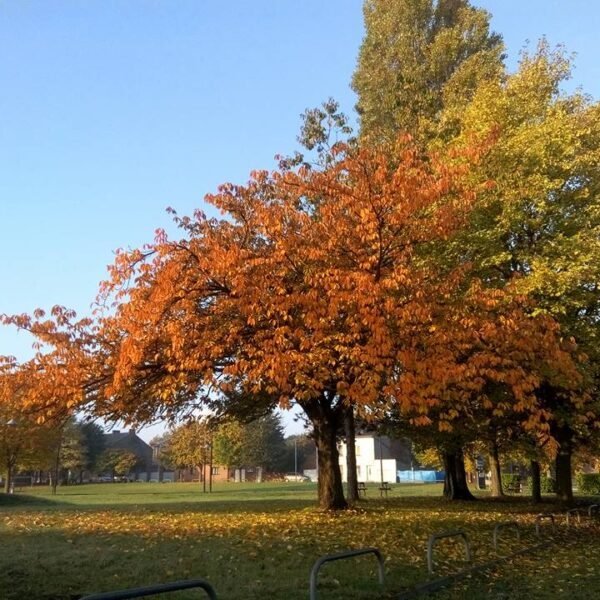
xmin=397 ymin=470 xmax=444 ymax=483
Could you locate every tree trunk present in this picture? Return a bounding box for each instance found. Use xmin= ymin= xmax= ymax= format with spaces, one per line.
xmin=314 ymin=423 xmax=346 ymax=509
xmin=343 ymin=406 xmax=359 ymax=503
xmin=209 ymin=444 xmax=213 ymax=492
xmin=443 ymin=448 xmax=476 ymax=501
xmin=530 ymin=459 xmax=542 ymax=503
xmin=4 ymin=463 xmax=12 ymax=494
xmin=553 ymin=424 xmax=574 ymax=504
xmin=489 ymin=439 xmax=504 ymax=498
xmin=302 ymin=395 xmax=347 ymax=510
xmin=539 ymin=384 xmax=574 ymax=504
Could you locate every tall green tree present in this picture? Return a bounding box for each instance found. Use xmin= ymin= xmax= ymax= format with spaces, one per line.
xmin=79 ymin=420 xmax=106 ymax=478
xmin=281 ymin=434 xmax=315 ymax=474
xmin=213 ymin=414 xmax=287 ymax=473
xmin=352 ymin=0 xmax=504 ymax=144
xmin=351 ymin=0 xmax=505 ymax=499
xmin=58 ymin=419 xmax=87 ymax=483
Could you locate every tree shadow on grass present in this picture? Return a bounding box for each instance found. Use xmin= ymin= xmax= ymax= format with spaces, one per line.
xmin=2 ymin=493 xmax=318 ymax=514
xmin=0 ymin=493 xmax=69 ymax=509
xmin=380 ymin=493 xmax=600 ymax=516
xmin=0 ymin=524 xmax=413 ymax=600
xmin=65 ymin=497 xmax=317 ymax=514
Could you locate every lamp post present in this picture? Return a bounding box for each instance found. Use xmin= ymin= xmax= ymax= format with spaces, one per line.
xmin=203 ymin=436 xmax=213 ymax=493
xmin=378 ymin=436 xmax=384 ymax=486
xmin=156 ymin=443 xmax=164 ymax=483
xmin=294 ymin=438 xmax=298 ymax=477
xmin=208 ymin=437 xmax=213 ymax=493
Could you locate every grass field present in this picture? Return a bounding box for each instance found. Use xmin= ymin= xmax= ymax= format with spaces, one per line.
xmin=1 ymin=481 xmax=600 ymax=599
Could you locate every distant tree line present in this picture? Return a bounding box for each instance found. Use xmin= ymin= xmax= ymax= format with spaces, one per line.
xmin=151 ymin=413 xmax=314 ymax=478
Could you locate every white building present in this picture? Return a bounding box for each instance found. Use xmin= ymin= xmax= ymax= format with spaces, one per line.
xmin=338 ymin=434 xmax=412 ymax=483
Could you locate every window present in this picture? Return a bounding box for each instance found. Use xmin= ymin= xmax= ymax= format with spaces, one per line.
xmin=355 ymin=444 xmax=361 ymax=456
xmin=211 ymin=467 xmax=219 ymax=475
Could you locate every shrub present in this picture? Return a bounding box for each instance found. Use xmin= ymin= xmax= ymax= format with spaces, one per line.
xmin=520 ymin=475 xmax=555 ymax=494
xmin=576 ymin=473 xmax=600 ymax=495
xmin=502 ymin=473 xmax=521 ymax=492
xmin=540 ymin=474 xmax=556 ymax=493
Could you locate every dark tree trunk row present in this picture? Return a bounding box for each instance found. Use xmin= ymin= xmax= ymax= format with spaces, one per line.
xmin=530 ymin=459 xmax=542 ymax=503
xmin=3 ymin=464 xmax=13 ymax=493
xmin=539 ymin=385 xmax=574 ymax=504
xmin=489 ymin=437 xmax=504 ymax=498
xmin=553 ymin=424 xmax=574 ymax=504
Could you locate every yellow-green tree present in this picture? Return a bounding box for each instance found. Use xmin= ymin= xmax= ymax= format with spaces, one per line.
xmin=98 ymin=449 xmax=138 ymax=479
xmin=445 ymin=43 xmax=600 ymax=501
xmin=212 ymin=414 xmax=287 ymax=473
xmin=166 ymin=420 xmax=212 ymax=476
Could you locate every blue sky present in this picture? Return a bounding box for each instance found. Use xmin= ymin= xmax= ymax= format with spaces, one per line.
xmin=1 ymin=1 xmax=598 ymax=439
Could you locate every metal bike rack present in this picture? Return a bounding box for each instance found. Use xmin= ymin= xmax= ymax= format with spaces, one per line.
xmin=535 ymin=514 xmax=555 ymax=537
xmin=566 ymin=508 xmax=582 ymax=527
xmin=400 ymin=509 xmax=600 ymax=599
xmin=309 ymin=547 xmax=385 ymax=600
xmin=427 ymin=530 xmax=472 ymax=575
xmin=80 ymin=579 xmax=218 ymax=600
xmin=492 ymin=521 xmax=521 ymax=555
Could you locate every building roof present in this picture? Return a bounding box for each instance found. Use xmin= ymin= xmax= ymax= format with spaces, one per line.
xmin=104 ymin=429 xmax=153 ymax=465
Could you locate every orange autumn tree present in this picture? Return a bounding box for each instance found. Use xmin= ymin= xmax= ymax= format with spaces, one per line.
xmin=378 ymin=280 xmax=585 ymax=500
xmin=93 ymin=140 xmax=574 ymax=509
xmin=1 ymin=309 xmax=98 ymax=431
xmin=0 ymin=353 xmax=80 ymax=493
xmin=1 ymin=307 xmax=97 ymax=423
xmin=0 ymin=357 xmax=37 ymax=493
xmin=1 ymin=308 xmax=106 ymax=493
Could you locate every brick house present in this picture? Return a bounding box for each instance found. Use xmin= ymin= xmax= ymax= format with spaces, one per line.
xmin=171 ymin=464 xmax=264 ymax=483
xmin=171 ymin=464 xmax=232 ymax=483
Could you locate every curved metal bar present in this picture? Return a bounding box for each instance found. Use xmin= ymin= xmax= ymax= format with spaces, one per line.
xmin=427 ymin=530 xmax=472 ymax=575
xmin=80 ymin=579 xmax=218 ymax=600
xmin=309 ymin=547 xmax=385 ymax=600
xmin=535 ymin=513 xmax=555 ymax=537
xmin=588 ymin=504 xmax=599 ymax=517
xmin=492 ymin=521 xmax=521 ymax=554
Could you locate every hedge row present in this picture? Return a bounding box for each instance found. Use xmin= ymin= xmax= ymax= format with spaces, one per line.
xmin=576 ymin=473 xmax=600 ymax=495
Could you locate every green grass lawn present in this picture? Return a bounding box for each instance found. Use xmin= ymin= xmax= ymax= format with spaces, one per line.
xmin=1 ymin=481 xmax=600 ymax=599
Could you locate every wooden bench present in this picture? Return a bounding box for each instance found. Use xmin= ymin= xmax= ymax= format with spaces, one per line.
xmin=505 ymin=481 xmax=522 ymax=494
xmin=357 ymin=482 xmax=367 ymax=498
xmin=379 ymin=482 xmax=392 ymax=497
